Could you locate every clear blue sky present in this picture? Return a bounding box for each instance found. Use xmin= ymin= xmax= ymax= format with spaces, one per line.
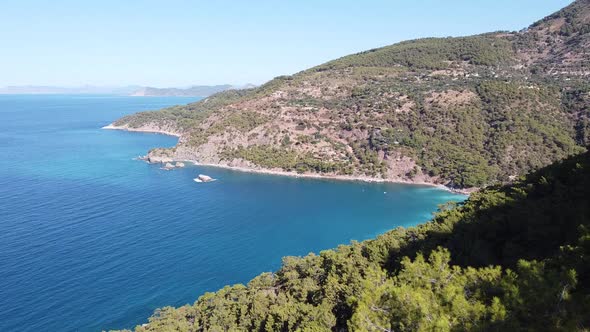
xmin=0 ymin=0 xmax=573 ymax=87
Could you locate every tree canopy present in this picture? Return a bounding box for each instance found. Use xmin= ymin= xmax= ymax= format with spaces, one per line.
xmin=113 ymin=150 xmax=590 ymax=331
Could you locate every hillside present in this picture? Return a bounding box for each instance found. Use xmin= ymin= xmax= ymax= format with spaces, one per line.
xmin=109 ymin=0 xmax=590 ymax=189
xmin=114 ymin=148 xmax=590 ymax=332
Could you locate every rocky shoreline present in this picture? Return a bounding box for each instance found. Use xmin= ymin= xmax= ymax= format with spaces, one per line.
xmin=103 ymin=123 xmax=474 ymax=195
xmin=187 ymin=161 xmax=473 ymax=195
xmin=102 ymin=123 xmax=181 ymax=137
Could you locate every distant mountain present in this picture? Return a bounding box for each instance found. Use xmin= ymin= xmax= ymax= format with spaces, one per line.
xmin=111 ymin=0 xmax=590 ymax=190
xmin=0 ymin=85 xmax=142 ymax=95
xmin=130 ymin=85 xmax=235 ymax=97
xmin=0 ymin=84 xmax=252 ymax=97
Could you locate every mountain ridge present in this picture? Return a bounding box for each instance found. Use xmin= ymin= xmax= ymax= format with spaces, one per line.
xmin=110 ymin=0 xmax=589 ymax=190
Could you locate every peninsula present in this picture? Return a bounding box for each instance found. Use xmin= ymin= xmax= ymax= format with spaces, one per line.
xmin=107 ymin=0 xmax=588 ymax=191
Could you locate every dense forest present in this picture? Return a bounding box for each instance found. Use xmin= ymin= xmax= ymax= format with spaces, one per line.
xmin=112 ymin=0 xmax=590 ymax=189
xmin=115 ymin=149 xmax=590 ymax=332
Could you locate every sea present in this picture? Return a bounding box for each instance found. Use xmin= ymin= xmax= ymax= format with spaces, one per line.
xmin=0 ymin=94 xmax=466 ymax=331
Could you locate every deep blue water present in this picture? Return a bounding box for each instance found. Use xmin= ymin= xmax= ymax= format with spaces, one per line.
xmin=0 ymin=95 xmax=466 ymax=331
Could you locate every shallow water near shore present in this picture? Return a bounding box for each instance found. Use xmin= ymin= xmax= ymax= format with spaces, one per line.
xmin=0 ymin=95 xmax=466 ymax=331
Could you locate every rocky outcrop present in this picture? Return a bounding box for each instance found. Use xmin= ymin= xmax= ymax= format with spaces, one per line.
xmin=138 ymin=150 xmax=187 ymax=169
xmin=102 ymin=123 xmax=182 ymax=137
xmin=194 ymin=174 xmax=214 ymax=183
xmin=162 ymin=162 xmax=175 ymax=170
xmin=147 ymin=155 xmax=173 ymax=164
xmin=158 ymin=161 xmax=187 ymax=170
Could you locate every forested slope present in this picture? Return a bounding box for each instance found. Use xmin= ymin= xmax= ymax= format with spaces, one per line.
xmin=105 ymin=1 xmax=590 ymax=331
xmin=114 ymin=149 xmax=590 ymax=331
xmin=111 ymin=0 xmax=590 ymax=189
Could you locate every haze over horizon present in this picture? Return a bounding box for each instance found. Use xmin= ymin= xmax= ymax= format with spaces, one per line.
xmin=0 ymin=0 xmax=573 ymax=87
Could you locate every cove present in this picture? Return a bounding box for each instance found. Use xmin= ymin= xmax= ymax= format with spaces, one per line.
xmin=0 ymin=95 xmax=466 ymax=331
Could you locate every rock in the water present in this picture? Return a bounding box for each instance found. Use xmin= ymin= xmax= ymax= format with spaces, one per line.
xmin=175 ymin=162 xmax=185 ymax=168
xmin=163 ymin=162 xmax=175 ymax=170
xmin=199 ymin=174 xmax=213 ymax=181
xmin=194 ymin=174 xmax=215 ymax=183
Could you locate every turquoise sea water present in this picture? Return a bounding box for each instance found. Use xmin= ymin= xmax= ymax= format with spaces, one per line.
xmin=0 ymin=95 xmax=466 ymax=331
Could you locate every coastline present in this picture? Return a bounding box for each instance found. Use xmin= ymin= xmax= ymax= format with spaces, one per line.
xmin=189 ymin=161 xmax=471 ymax=195
xmin=102 ymin=123 xmax=181 ymax=137
xmin=102 ymin=124 xmax=473 ymax=195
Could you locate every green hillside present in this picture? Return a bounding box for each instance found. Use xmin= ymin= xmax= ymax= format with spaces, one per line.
xmin=106 ymin=2 xmax=590 ymax=330
xmin=112 ymin=1 xmax=590 ymax=189
xmin=115 ymin=149 xmax=590 ymax=332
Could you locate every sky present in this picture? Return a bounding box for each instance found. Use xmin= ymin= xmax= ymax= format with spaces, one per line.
xmin=0 ymin=0 xmax=574 ymax=87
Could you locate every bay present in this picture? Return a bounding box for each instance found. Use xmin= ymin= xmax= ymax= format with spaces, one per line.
xmin=0 ymin=95 xmax=465 ymax=331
